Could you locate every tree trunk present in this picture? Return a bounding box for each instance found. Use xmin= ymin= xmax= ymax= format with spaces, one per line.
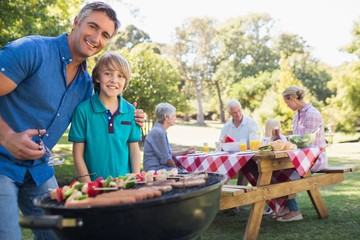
xmin=195 ymin=78 xmax=205 ymax=126
xmin=215 ymin=80 xmax=225 ymax=123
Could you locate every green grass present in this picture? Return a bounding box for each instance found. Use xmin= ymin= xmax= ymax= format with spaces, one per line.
xmin=203 ymin=149 xmax=360 ymax=240
xmin=21 ymin=127 xmax=360 ymax=239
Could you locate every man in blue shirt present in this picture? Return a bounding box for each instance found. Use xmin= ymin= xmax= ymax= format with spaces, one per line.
xmin=0 ymin=2 xmax=144 ymax=239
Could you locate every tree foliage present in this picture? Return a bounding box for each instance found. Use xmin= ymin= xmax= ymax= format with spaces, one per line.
xmin=0 ymin=0 xmax=82 ymax=47
xmin=112 ymin=24 xmax=151 ymax=50
xmin=122 ymin=43 xmax=187 ymax=132
xmin=218 ymin=13 xmax=279 ymax=81
xmin=170 ymin=17 xmax=220 ymax=125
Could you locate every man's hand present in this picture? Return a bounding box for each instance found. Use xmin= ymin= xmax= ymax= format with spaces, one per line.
xmin=132 ymin=102 xmax=145 ymax=127
xmin=3 ymin=129 xmax=46 ymax=160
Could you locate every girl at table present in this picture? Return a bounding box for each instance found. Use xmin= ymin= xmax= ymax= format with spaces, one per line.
xmin=277 ymin=86 xmax=328 ymax=222
xmin=263 ymin=119 xmax=287 ymax=143
xmin=143 ymin=102 xmax=196 ymax=172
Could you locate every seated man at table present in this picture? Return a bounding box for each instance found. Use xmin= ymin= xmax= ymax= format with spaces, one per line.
xmin=143 ymin=102 xmax=196 ymax=172
xmin=219 ymin=99 xmax=259 ymax=185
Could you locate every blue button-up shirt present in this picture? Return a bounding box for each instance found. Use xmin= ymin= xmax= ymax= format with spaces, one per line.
xmin=0 ymin=34 xmax=93 ymax=186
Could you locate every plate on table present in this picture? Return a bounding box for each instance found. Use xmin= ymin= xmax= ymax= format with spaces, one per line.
xmin=235 ymin=151 xmax=257 ymax=155
xmin=187 ymin=151 xmax=228 ymax=157
xmin=206 ymin=151 xmax=228 ymax=156
xmin=187 ymin=152 xmax=208 ymax=157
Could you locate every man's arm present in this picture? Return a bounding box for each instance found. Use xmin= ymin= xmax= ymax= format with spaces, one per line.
xmin=0 ymin=72 xmax=46 ymax=160
xmin=0 ymin=72 xmax=17 ymax=96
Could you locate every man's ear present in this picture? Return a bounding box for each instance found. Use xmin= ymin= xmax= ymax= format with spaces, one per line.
xmin=72 ymin=16 xmax=79 ymax=30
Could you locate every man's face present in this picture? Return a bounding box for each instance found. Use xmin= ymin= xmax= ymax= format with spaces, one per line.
xmin=229 ymin=105 xmax=243 ymax=122
xmin=71 ymin=11 xmax=115 ymax=59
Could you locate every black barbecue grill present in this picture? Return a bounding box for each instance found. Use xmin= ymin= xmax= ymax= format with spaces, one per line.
xmin=20 ymin=172 xmax=226 ymax=240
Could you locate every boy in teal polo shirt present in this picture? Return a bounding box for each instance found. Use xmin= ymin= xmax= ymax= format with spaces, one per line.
xmin=69 ymin=52 xmax=141 ymax=182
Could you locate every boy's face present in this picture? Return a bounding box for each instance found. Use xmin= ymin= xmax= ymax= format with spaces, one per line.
xmin=70 ymin=11 xmax=115 ymax=59
xmin=97 ymin=68 xmax=126 ymax=98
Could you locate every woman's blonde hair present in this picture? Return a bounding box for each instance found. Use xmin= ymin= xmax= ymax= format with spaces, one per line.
xmin=92 ymin=52 xmax=131 ymax=93
xmin=282 ymin=86 xmax=306 ymax=100
xmin=264 ymin=119 xmax=281 ymax=137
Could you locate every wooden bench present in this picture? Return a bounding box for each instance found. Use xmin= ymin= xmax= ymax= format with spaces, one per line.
xmin=220 ymin=165 xmax=357 ymax=240
xmin=316 ymin=166 xmax=357 ymax=173
xmin=221 ymin=165 xmax=357 ymax=209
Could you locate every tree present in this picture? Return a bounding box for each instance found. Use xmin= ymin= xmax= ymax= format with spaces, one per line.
xmin=274 ymin=33 xmax=332 ymax=103
xmin=112 ymin=24 xmax=151 ymax=50
xmin=0 ymin=0 xmax=82 ymax=47
xmin=122 ymin=43 xmax=187 ymax=134
xmin=218 ymin=13 xmax=278 ymax=82
xmin=169 ymin=17 xmax=220 ymax=126
xmin=272 ymin=55 xmax=304 ymax=132
xmin=228 ymin=71 xmax=278 ymax=113
xmin=342 ymin=19 xmax=360 ymax=59
xmin=325 ymin=19 xmax=360 ymax=132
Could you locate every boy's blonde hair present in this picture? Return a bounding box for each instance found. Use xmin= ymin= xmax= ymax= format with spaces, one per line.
xmin=264 ymin=119 xmax=281 ymax=138
xmin=92 ymin=52 xmax=131 ymax=93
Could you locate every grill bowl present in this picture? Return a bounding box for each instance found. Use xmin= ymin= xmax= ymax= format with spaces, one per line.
xmin=20 ymin=172 xmax=226 ymax=240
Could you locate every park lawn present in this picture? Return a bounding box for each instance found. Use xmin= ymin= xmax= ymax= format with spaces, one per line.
xmin=21 ymin=129 xmax=360 ymax=240
xmin=203 ymin=143 xmax=360 ymax=240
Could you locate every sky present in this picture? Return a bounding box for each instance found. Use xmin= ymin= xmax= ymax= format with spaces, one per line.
xmin=111 ymin=0 xmax=360 ymax=66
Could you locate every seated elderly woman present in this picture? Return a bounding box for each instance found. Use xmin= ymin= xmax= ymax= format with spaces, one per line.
xmin=143 ymin=102 xmax=196 ymax=172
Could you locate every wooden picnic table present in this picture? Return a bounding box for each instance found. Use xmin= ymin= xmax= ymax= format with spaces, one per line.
xmin=176 ymin=149 xmax=356 ymax=239
xmin=220 ymin=150 xmax=356 ymax=240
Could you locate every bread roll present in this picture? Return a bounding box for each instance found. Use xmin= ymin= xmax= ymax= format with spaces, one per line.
xmin=283 ymin=141 xmax=292 ymax=150
xmin=270 ymin=140 xmax=286 ymax=151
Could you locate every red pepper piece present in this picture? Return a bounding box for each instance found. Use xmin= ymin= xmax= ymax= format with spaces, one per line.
xmin=69 ymin=180 xmax=80 ymax=188
xmin=135 ymin=173 xmax=144 ymax=181
xmin=56 ymin=188 xmax=64 ymax=202
xmin=87 ymin=178 xmax=103 ymax=197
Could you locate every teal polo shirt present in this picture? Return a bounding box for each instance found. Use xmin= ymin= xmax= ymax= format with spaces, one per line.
xmin=68 ymin=93 xmax=141 ymax=180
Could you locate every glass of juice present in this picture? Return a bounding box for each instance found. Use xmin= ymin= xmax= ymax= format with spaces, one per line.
xmin=250 ymin=139 xmax=261 ymax=151
xmin=239 ymin=139 xmax=247 ymax=151
xmin=203 ymin=142 xmax=209 ymax=152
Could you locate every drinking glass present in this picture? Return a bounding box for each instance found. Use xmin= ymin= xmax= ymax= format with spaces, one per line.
xmin=203 ymin=143 xmax=209 ymax=152
xmin=250 ymin=140 xmax=261 ymax=151
xmin=36 ymin=129 xmax=65 ymax=166
xmin=239 ymin=139 xmax=247 ymax=151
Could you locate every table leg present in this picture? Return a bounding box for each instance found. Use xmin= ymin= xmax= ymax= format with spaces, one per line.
xmin=303 ymin=171 xmax=329 ymax=218
xmin=243 ymin=171 xmax=272 ymax=240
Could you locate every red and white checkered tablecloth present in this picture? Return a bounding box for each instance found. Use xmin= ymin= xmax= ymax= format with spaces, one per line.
xmin=261 ymin=148 xmax=321 ymax=214
xmin=176 ymin=148 xmax=321 ymax=214
xmin=176 ymin=152 xmax=256 ymax=180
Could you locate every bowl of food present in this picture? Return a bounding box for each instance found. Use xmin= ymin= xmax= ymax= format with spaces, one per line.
xmin=220 ymin=142 xmax=240 ymax=152
xmin=288 ymin=133 xmax=314 ymax=148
